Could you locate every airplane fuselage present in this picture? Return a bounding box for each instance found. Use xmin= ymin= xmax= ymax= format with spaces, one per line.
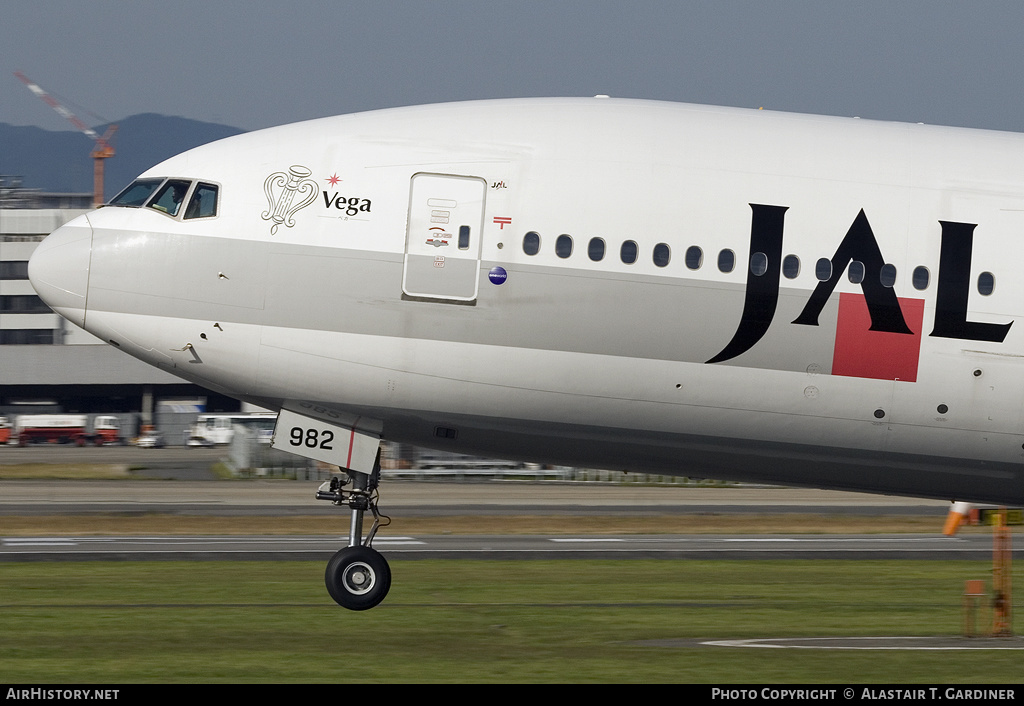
xmin=30 ymin=98 xmax=1024 ymax=504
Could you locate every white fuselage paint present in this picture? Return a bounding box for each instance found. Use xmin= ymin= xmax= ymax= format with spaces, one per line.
xmin=29 ymin=98 xmax=1024 ymax=504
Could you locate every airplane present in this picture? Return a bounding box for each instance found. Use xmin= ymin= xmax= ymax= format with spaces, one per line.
xmin=28 ymin=96 xmax=1024 ymax=610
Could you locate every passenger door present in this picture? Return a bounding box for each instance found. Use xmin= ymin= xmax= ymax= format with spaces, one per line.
xmin=402 ymin=173 xmax=486 ymax=303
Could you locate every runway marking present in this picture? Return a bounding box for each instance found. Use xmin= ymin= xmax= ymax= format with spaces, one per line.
xmin=721 ymin=537 xmax=962 ymax=543
xmin=550 ymin=537 xmax=968 ymax=545
xmin=373 ymin=541 xmax=426 ymax=545
xmin=2 ymin=536 xmax=426 ymax=548
xmin=700 ymin=637 xmax=1024 ymax=650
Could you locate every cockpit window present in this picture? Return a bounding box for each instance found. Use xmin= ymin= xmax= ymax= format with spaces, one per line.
xmin=109 ymin=178 xmax=164 ymax=207
xmin=148 ymin=179 xmax=193 ymax=217
xmin=184 ymin=183 xmax=218 ymax=219
xmin=109 ymin=177 xmax=220 ymax=220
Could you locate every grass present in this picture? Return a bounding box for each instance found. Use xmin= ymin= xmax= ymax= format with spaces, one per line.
xmin=0 ymin=463 xmax=133 ymax=479
xmin=0 ymin=560 xmax=1021 ymax=683
xmin=1 ymin=475 xmax=1019 ymax=682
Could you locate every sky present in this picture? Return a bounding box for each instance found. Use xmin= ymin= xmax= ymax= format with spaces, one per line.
xmin=5 ymin=1 xmax=1024 ymax=135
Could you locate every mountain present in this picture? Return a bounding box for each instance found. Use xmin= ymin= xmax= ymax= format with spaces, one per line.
xmin=0 ymin=114 xmax=245 ymax=199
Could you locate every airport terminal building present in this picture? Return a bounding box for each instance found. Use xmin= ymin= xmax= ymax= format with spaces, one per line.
xmin=0 ymin=190 xmax=242 ymax=440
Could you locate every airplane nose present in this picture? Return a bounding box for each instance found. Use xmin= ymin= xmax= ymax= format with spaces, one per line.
xmin=28 ymin=216 xmax=93 ymax=328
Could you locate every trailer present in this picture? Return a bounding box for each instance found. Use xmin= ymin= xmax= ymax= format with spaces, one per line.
xmin=14 ymin=414 xmax=122 ymax=446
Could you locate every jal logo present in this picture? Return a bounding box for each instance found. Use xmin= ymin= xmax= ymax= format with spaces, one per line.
xmin=709 ymin=204 xmax=1010 ymax=383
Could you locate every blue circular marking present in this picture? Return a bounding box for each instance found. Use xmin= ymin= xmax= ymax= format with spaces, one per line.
xmin=488 ymin=266 xmax=508 ymax=285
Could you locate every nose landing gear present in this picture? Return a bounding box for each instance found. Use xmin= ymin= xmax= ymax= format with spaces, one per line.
xmin=317 ymin=458 xmax=391 ymax=610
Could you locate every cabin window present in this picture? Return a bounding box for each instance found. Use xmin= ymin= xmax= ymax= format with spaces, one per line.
xmin=880 ymin=263 xmax=897 ymax=288
xmin=978 ymin=272 xmax=995 ymax=296
xmin=685 ymin=246 xmax=703 ymax=270
xmin=588 ymin=237 xmax=605 ymax=261
xmin=653 ymin=243 xmax=671 ymax=268
xmin=848 ymin=261 xmax=865 ymax=284
xmin=717 ymin=249 xmax=735 ymax=273
xmin=750 ymin=252 xmax=768 ymax=276
xmin=912 ymin=266 xmax=929 ymax=290
xmin=109 ymin=178 xmax=164 ymax=207
xmin=782 ymin=254 xmax=800 ymax=279
xmin=523 ymin=231 xmax=540 ymax=255
xmin=458 ymin=225 xmax=471 ymax=250
xmin=815 ymin=258 xmax=832 ymax=281
xmin=184 ymin=182 xmax=219 ymax=219
xmin=555 ymin=234 xmax=573 ymax=258
xmin=620 ymin=240 xmax=638 ymax=264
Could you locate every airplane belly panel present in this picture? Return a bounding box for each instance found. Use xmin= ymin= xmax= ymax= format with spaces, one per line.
xmin=83 ymin=311 xmax=263 ymax=395
xmin=251 ymin=326 xmax=1023 ymax=504
xmin=253 ymin=326 xmax=983 ymax=456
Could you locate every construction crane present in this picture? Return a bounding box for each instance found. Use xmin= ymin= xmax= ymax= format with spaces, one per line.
xmin=15 ymin=71 xmax=116 ymax=207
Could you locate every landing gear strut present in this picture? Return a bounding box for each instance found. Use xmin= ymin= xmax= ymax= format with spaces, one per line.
xmin=316 ymin=455 xmax=391 ymax=610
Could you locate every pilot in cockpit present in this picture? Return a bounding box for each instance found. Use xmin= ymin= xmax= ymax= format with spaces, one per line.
xmin=169 ymin=183 xmax=186 ymax=214
xmin=151 ymin=182 xmax=187 ymax=216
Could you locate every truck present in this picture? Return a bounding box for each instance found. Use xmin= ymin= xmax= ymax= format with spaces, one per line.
xmin=187 ymin=413 xmax=276 ymax=446
xmin=14 ymin=414 xmax=122 ymax=446
xmin=0 ymin=416 xmax=10 ymax=445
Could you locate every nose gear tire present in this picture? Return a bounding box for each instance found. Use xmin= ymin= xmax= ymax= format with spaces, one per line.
xmin=325 ymin=545 xmax=391 ymax=610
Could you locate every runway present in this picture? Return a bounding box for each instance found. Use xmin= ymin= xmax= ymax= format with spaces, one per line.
xmin=0 ymin=531 xmax=1004 ymax=561
xmin=0 ymin=477 xmax=953 ymax=515
xmin=1 ymin=454 xmax=1006 ymax=562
